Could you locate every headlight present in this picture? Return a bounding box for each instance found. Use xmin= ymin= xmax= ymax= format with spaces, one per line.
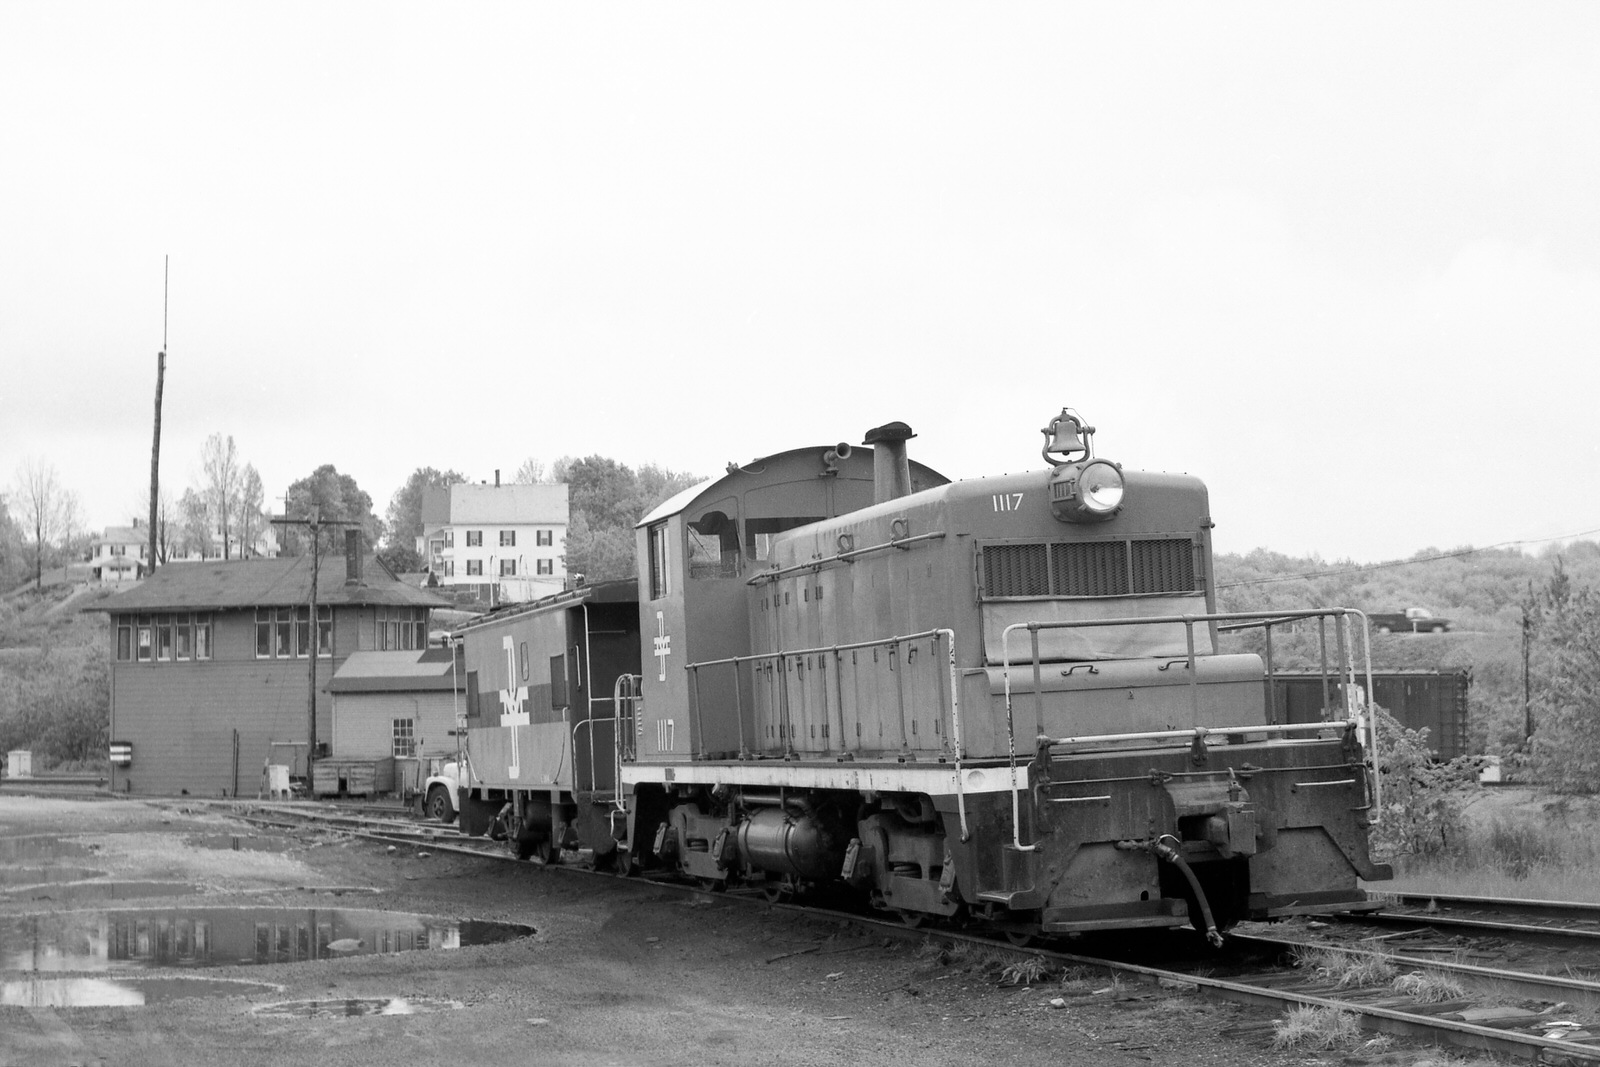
xmin=1049 ymin=459 xmax=1125 ymax=523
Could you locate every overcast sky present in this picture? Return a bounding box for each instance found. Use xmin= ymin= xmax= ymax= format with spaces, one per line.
xmin=2 ymin=4 xmax=1596 ymax=563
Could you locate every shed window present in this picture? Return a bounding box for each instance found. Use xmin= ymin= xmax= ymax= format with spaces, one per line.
xmin=137 ymin=617 xmax=152 ymax=662
xmin=116 ymin=619 xmax=131 ymax=661
xmin=392 ymin=719 xmax=416 ymax=758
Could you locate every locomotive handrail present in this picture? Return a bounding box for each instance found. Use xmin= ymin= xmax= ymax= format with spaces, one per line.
xmin=683 ymin=626 xmax=971 ymax=842
xmin=611 ymin=673 xmax=641 ymax=814
xmin=1000 ymin=607 xmax=1379 ymax=851
xmin=571 ymin=702 xmax=618 ymax=797
xmin=744 ymin=530 xmax=947 ymax=585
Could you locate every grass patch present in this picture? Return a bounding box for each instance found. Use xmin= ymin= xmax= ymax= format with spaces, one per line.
xmin=1292 ymin=945 xmax=1397 ymax=989
xmin=1383 ymin=803 xmax=1600 ymax=902
xmin=1272 ymin=1006 xmax=1362 ymax=1050
xmin=1392 ymin=970 xmax=1467 ymax=1003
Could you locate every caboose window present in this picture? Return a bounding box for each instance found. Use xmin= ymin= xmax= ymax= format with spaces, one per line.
xmin=648 ymin=522 xmax=670 ymax=600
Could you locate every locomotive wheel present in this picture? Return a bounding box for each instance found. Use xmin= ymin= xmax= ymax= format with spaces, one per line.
xmin=695 ymin=877 xmax=726 ymax=893
xmin=760 ymin=875 xmax=794 ymax=903
xmin=897 ymin=909 xmax=927 ymax=929
xmin=517 ymin=836 xmax=553 ymax=864
xmin=1004 ymin=929 xmax=1039 ymax=948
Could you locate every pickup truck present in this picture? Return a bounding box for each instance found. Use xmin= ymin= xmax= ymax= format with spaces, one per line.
xmin=1369 ymin=607 xmax=1452 ymax=634
xmin=422 ymin=759 xmax=460 ymax=822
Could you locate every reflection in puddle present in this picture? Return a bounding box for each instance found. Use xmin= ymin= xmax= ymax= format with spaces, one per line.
xmin=2 ymin=975 xmax=280 ymax=1008
xmin=3 ymin=880 xmax=195 ymax=900
xmin=253 ymin=996 xmax=464 ymax=1018
xmin=0 ymin=866 xmax=105 ymax=887
xmin=0 ymin=835 xmax=92 ymax=863
xmin=183 ymin=833 xmax=296 ymax=853
xmin=0 ymin=908 xmax=534 ymax=971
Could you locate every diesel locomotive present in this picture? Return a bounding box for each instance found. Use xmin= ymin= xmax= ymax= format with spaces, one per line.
xmin=450 ymin=410 xmax=1391 ymax=942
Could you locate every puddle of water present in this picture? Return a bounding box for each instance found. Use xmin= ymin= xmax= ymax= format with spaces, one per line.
xmin=0 ymin=866 xmax=106 ymax=887
xmin=0 ymin=907 xmax=534 ymax=972
xmin=0 ymin=835 xmax=92 ymax=863
xmin=183 ymin=833 xmax=296 ymax=853
xmin=3 ymin=880 xmax=195 ymax=901
xmin=2 ymin=975 xmax=280 ymax=1008
xmin=252 ymin=995 xmax=464 ymax=1018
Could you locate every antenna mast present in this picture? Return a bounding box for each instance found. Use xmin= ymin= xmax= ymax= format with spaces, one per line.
xmin=147 ymin=255 xmax=168 ymax=575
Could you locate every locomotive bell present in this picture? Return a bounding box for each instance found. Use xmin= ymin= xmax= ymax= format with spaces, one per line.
xmin=1041 ymin=408 xmax=1093 ymax=465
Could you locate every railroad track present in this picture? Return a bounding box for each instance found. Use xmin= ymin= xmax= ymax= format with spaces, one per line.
xmin=215 ymin=800 xmax=1600 ymax=1064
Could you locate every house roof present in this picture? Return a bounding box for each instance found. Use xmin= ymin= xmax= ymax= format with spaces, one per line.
xmin=326 ymin=648 xmax=460 ymax=693
xmin=442 ymin=483 xmax=569 ymax=526
xmin=97 ymin=526 xmax=144 ymax=545
xmin=90 ymin=556 xmax=451 ymax=613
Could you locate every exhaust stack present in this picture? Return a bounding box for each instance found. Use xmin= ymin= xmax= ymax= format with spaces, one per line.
xmin=863 ymin=421 xmax=915 ymax=504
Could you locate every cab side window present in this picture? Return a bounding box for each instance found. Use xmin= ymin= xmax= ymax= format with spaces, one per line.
xmin=687 ymin=508 xmax=741 ymax=579
xmin=648 ymin=522 xmax=670 ymax=600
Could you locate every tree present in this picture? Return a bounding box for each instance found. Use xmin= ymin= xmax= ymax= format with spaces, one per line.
xmin=282 ymin=464 xmax=382 ymax=556
xmin=1528 ymin=561 xmax=1600 ymax=792
xmin=200 ymin=433 xmax=242 ymax=559
xmin=552 ymin=455 xmax=701 ymax=582
xmin=177 ymin=488 xmax=212 ymax=559
xmin=512 ymin=457 xmax=549 ymax=484
xmin=13 ymin=457 xmax=63 ymax=591
xmin=233 ymin=464 xmax=265 ymax=558
xmin=0 ymin=492 xmax=25 ymax=590
xmin=384 ymin=467 xmax=468 ymax=556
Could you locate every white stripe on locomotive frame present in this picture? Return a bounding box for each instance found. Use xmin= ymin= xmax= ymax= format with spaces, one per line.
xmin=619 ymin=760 xmax=1028 ymax=794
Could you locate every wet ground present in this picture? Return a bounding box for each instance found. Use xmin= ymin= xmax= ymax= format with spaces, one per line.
xmin=0 ymin=797 xmax=1449 ymax=1067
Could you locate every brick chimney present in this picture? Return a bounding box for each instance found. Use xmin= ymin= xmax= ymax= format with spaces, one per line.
xmin=344 ymin=528 xmax=364 ymax=585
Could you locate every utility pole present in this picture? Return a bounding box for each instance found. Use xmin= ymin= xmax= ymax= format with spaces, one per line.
xmin=147 ymin=256 xmax=168 ymax=574
xmin=1522 ymin=599 xmax=1534 ymax=748
xmin=270 ymin=511 xmax=354 ymax=791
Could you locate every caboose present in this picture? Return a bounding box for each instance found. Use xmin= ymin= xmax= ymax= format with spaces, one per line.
xmin=619 ymin=411 xmax=1390 ymax=941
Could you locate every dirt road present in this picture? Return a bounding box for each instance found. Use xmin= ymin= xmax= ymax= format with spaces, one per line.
xmin=0 ymin=796 xmax=1331 ymax=1067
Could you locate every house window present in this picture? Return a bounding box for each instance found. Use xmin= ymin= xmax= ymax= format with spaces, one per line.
xmin=295 ymin=606 xmax=311 ymax=658
xmin=256 ymin=608 xmax=272 ymax=658
xmin=316 ymin=605 xmax=332 ymax=657
xmin=648 ymin=522 xmax=670 ymax=600
xmin=116 ymin=617 xmax=131 ymax=661
xmin=466 ymin=530 xmax=482 ymax=547
xmin=112 ymin=544 xmax=126 ymax=557
xmin=175 ymin=616 xmax=192 ymax=660
xmin=443 ymin=530 xmax=455 ymax=547
xmin=442 ymin=560 xmax=454 ymax=577
xmin=392 ymin=719 xmax=416 ymax=758
xmin=500 ymin=559 xmax=516 ymax=576
xmin=536 ymin=559 xmax=553 ymax=575
xmin=195 ymin=615 xmax=213 ymax=660
xmin=499 ymin=530 xmax=515 ymax=547
xmin=536 ymin=529 xmax=553 ymax=547
xmin=466 ymin=560 xmax=482 ymax=576
xmin=274 ymin=608 xmax=293 ymax=658
xmin=137 ymin=616 xmax=153 ymax=662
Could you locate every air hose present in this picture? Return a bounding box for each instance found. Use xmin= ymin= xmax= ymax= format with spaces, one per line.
xmin=1150 ymin=835 xmax=1224 ymax=948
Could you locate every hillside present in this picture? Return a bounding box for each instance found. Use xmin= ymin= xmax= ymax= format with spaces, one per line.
xmin=0 ymin=584 xmax=111 ymax=770
xmin=1215 ymin=540 xmax=1599 ymax=756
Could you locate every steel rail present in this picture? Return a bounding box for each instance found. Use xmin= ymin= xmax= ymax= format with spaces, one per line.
xmin=1230 ymin=930 xmax=1600 ymax=1009
xmin=230 ymin=801 xmax=1600 ymax=1063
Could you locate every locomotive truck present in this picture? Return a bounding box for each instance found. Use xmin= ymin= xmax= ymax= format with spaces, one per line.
xmin=451 ymin=410 xmax=1390 ymax=942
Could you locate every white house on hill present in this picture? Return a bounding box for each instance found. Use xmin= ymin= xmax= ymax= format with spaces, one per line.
xmin=420 ymin=480 xmax=568 ymax=603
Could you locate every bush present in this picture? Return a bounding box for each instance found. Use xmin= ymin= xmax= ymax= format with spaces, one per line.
xmin=1370 ymin=707 xmax=1477 ymax=860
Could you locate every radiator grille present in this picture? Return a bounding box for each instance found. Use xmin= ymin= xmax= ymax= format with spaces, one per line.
xmin=1130 ymin=538 xmax=1195 ymax=594
xmin=981 ymin=538 xmax=1198 ymax=598
xmin=982 ymin=543 xmax=1049 ymax=597
xmin=1051 ymin=541 xmax=1128 ymax=596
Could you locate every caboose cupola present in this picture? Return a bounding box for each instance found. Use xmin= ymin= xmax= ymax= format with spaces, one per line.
xmin=1041 ymin=407 xmax=1125 ymax=523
